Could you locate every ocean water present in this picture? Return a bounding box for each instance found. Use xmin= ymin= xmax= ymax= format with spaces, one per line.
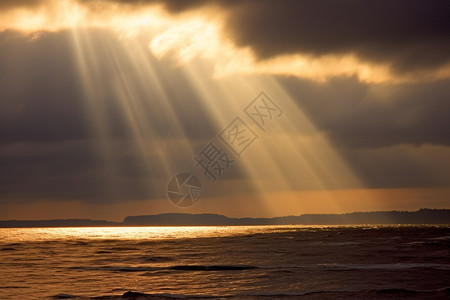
xmin=0 ymin=225 xmax=449 ymax=299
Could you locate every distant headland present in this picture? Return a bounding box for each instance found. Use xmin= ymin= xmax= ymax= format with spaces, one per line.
xmin=0 ymin=209 xmax=449 ymax=228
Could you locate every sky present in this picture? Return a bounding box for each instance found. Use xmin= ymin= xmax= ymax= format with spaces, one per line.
xmin=0 ymin=0 xmax=449 ymax=221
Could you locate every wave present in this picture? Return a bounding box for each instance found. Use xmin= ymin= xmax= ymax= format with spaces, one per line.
xmin=0 ymin=247 xmax=16 ymax=251
xmin=429 ymin=235 xmax=450 ymax=240
xmin=170 ymin=265 xmax=257 ymax=271
xmin=316 ymin=263 xmax=450 ymax=270
xmin=0 ymin=286 xmax=30 ymax=289
xmin=71 ymin=264 xmax=258 ymax=273
xmin=324 ymin=241 xmax=361 ymax=246
xmin=259 ymin=263 xmax=450 ymax=271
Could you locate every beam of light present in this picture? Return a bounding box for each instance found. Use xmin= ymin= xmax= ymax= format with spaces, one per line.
xmin=69 ymin=28 xmax=205 ymax=202
xmin=173 ymin=61 xmax=381 ymax=216
xmin=142 ymin=17 xmax=398 ymax=218
xmin=100 ymin=35 xmax=200 ymax=176
xmin=70 ymin=28 xmax=127 ymax=200
xmin=69 ymin=19 xmax=376 ymax=216
xmin=144 ymin=16 xmax=384 ymax=216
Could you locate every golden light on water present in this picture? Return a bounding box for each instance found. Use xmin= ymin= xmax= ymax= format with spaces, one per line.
xmin=0 ymin=226 xmax=307 ymax=243
xmin=1 ymin=225 xmax=448 ymax=299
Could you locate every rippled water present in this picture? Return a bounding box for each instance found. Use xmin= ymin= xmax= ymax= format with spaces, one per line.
xmin=0 ymin=225 xmax=449 ymax=299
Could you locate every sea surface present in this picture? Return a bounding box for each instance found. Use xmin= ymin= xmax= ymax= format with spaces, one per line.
xmin=0 ymin=225 xmax=449 ymax=299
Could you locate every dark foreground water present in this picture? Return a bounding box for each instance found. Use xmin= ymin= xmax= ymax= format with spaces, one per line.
xmin=0 ymin=225 xmax=449 ymax=299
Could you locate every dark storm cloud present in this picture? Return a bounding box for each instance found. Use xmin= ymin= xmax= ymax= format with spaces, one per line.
xmin=89 ymin=0 xmax=450 ymax=74
xmin=278 ymin=76 xmax=450 ymax=148
xmin=223 ymin=0 xmax=450 ymax=73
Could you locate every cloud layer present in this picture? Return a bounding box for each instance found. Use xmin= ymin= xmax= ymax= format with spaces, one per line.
xmin=2 ymin=0 xmax=450 ymax=82
xmin=95 ymin=0 xmax=450 ymax=76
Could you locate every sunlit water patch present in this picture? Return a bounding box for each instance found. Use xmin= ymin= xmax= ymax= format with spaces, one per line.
xmin=0 ymin=225 xmax=449 ymax=299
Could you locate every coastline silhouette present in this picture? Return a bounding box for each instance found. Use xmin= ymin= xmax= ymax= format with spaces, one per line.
xmin=1 ymin=208 xmax=449 ymax=227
